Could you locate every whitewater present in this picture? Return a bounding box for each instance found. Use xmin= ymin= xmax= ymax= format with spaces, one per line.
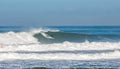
xmin=0 ymin=26 xmax=120 ymax=68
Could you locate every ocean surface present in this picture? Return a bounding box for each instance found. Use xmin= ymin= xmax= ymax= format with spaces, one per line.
xmin=0 ymin=26 xmax=120 ymax=69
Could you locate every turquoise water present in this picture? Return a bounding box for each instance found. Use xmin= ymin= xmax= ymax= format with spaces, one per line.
xmin=0 ymin=26 xmax=120 ymax=69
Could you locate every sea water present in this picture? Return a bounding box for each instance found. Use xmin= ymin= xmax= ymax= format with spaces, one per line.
xmin=0 ymin=26 xmax=120 ymax=69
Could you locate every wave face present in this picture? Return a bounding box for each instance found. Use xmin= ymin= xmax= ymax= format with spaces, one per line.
xmin=33 ymin=26 xmax=120 ymax=43
xmin=0 ymin=26 xmax=120 ymax=68
xmin=34 ymin=31 xmax=120 ymax=44
xmin=34 ymin=31 xmax=86 ymax=43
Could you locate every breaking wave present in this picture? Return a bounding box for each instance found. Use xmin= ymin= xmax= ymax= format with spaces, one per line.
xmin=0 ymin=28 xmax=120 ymax=61
xmin=0 ymin=28 xmax=120 ymax=45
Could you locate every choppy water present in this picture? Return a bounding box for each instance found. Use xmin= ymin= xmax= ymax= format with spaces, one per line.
xmin=0 ymin=26 xmax=120 ymax=69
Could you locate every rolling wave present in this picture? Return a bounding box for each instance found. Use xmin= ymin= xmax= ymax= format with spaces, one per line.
xmin=0 ymin=50 xmax=120 ymax=61
xmin=34 ymin=31 xmax=120 ymax=44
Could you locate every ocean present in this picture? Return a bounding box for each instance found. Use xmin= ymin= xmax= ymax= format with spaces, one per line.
xmin=0 ymin=26 xmax=120 ymax=69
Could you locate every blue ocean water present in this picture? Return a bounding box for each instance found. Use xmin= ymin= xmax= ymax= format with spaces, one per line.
xmin=1 ymin=26 xmax=120 ymax=35
xmin=0 ymin=26 xmax=120 ymax=69
xmin=48 ymin=26 xmax=120 ymax=34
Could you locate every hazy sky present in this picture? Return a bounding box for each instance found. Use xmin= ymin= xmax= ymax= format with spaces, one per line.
xmin=0 ymin=0 xmax=120 ymax=26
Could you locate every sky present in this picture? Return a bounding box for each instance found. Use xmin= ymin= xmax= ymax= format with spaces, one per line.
xmin=0 ymin=0 xmax=120 ymax=26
